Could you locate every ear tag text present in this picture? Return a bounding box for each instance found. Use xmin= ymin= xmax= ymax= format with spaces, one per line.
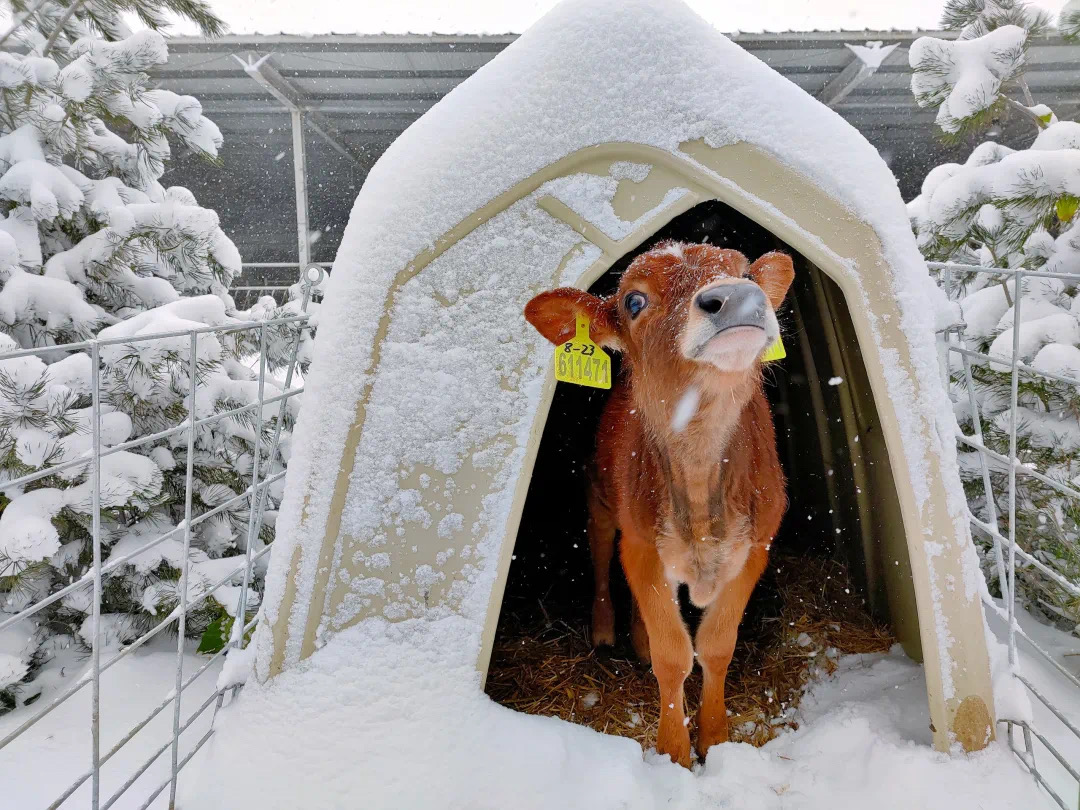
xmin=761 ymin=335 xmax=786 ymax=363
xmin=555 ymin=313 xmax=612 ymax=389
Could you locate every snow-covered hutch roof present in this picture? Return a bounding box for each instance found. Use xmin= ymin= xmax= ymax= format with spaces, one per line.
xmin=253 ymin=0 xmax=995 ymax=753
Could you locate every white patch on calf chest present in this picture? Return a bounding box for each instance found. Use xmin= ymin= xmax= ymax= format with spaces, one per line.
xmin=670 ymin=387 xmax=700 ymax=433
xmin=713 ymin=531 xmax=751 ymax=578
xmin=658 ymin=514 xmax=752 ymax=607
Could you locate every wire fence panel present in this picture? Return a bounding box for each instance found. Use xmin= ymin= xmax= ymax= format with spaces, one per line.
xmin=930 ymin=260 xmax=1080 ymax=810
xmin=0 ymin=266 xmax=323 ymax=809
xmin=231 ymin=262 xmax=331 ymax=309
xmin=229 ymin=286 xmax=294 ymax=310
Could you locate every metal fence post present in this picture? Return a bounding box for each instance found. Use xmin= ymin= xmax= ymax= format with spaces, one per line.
xmin=232 ymin=324 xmax=269 ymax=656
xmin=291 ymin=109 xmax=311 ymax=270
xmin=90 ymin=340 xmax=103 ymax=810
xmin=1006 ymin=271 xmax=1022 ymax=670
xmin=960 ymin=342 xmax=1009 ymax=594
xmin=168 ymin=331 xmax=200 ymax=807
xmin=246 ymin=264 xmax=321 ymax=543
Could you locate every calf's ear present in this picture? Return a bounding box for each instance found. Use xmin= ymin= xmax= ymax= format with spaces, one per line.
xmin=524 ymin=288 xmax=622 ymax=350
xmin=749 ymin=252 xmax=795 ymax=309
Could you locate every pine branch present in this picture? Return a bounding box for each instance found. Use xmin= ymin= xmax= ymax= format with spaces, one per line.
xmin=1062 ymin=5 xmax=1080 ymax=42
xmin=41 ymin=0 xmax=88 ymax=57
xmin=152 ymin=0 xmax=226 ymax=37
xmin=1002 ymin=93 xmax=1045 ymax=133
xmin=936 ymin=96 xmax=1009 ymax=144
xmin=942 ymin=0 xmax=1052 ymax=38
xmin=0 ymin=0 xmax=53 ymax=47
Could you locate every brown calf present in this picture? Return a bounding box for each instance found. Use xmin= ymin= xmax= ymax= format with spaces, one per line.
xmin=525 ymin=242 xmax=793 ymax=767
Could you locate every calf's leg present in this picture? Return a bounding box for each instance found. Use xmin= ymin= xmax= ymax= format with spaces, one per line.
xmin=586 ymin=488 xmax=617 ymax=647
xmin=694 ymin=544 xmax=768 ymax=758
xmin=621 ymin=530 xmax=693 ymax=767
xmin=630 ymin=595 xmax=650 ymax=664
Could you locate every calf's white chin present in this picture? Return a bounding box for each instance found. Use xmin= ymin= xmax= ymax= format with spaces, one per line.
xmin=694 ymin=326 xmax=768 ymax=371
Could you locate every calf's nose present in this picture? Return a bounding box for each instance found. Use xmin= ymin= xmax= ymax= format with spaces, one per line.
xmin=695 ymin=284 xmax=767 ymax=325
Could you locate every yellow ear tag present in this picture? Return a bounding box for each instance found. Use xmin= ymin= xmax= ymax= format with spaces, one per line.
xmin=761 ymin=335 xmax=786 ymax=363
xmin=555 ymin=313 xmax=612 ymax=389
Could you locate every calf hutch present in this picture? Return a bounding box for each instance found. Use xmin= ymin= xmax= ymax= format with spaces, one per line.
xmin=253 ymin=0 xmax=996 ymax=755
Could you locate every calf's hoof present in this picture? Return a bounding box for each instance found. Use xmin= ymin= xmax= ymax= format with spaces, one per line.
xmin=591 ymin=598 xmax=615 ymax=647
xmin=656 ymin=725 xmax=692 ymax=769
xmin=696 ymin=721 xmax=730 ymax=760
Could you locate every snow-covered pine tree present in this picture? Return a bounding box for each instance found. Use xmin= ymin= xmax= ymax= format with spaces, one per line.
xmin=908 ymin=0 xmax=1080 ymax=635
xmin=0 ymin=3 xmax=301 ymax=710
xmin=1063 ymin=0 xmax=1080 ymax=41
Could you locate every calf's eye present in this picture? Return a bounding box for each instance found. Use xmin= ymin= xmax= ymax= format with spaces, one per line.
xmin=624 ymin=292 xmax=648 ymax=319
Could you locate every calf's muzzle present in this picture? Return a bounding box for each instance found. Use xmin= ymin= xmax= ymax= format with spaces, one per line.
xmin=694 ymin=283 xmax=767 ymax=333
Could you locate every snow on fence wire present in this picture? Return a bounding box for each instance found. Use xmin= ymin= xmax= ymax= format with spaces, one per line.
xmin=231 ymin=262 xmax=333 ymax=309
xmin=931 ymin=260 xmax=1080 ymax=810
xmin=0 ymin=265 xmax=324 ymax=810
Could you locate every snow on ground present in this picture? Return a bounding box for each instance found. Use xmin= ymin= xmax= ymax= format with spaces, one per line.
xmin=0 ymin=638 xmax=224 ymax=810
xmin=0 ymin=605 xmax=1072 ymax=809
xmin=178 ymin=611 xmax=1065 ymax=810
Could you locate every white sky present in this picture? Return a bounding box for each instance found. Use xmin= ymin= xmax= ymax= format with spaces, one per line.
xmin=180 ymin=0 xmax=1073 ymax=36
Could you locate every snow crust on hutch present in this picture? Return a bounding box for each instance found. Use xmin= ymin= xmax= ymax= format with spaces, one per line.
xmin=256 ymin=0 xmax=974 ymax=679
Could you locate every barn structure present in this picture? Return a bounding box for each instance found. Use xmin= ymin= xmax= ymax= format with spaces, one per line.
xmin=239 ymin=0 xmax=1000 ymax=753
xmin=149 ymin=16 xmax=1080 ymax=294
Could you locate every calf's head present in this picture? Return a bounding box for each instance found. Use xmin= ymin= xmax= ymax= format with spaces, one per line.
xmin=525 ymin=242 xmax=794 ymax=409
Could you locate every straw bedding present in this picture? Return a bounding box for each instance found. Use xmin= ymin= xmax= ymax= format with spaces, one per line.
xmin=485 ymin=553 xmax=894 ymax=751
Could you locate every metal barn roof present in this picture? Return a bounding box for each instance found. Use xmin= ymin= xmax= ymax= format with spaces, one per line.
xmin=149 ymin=31 xmax=1080 ymax=277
